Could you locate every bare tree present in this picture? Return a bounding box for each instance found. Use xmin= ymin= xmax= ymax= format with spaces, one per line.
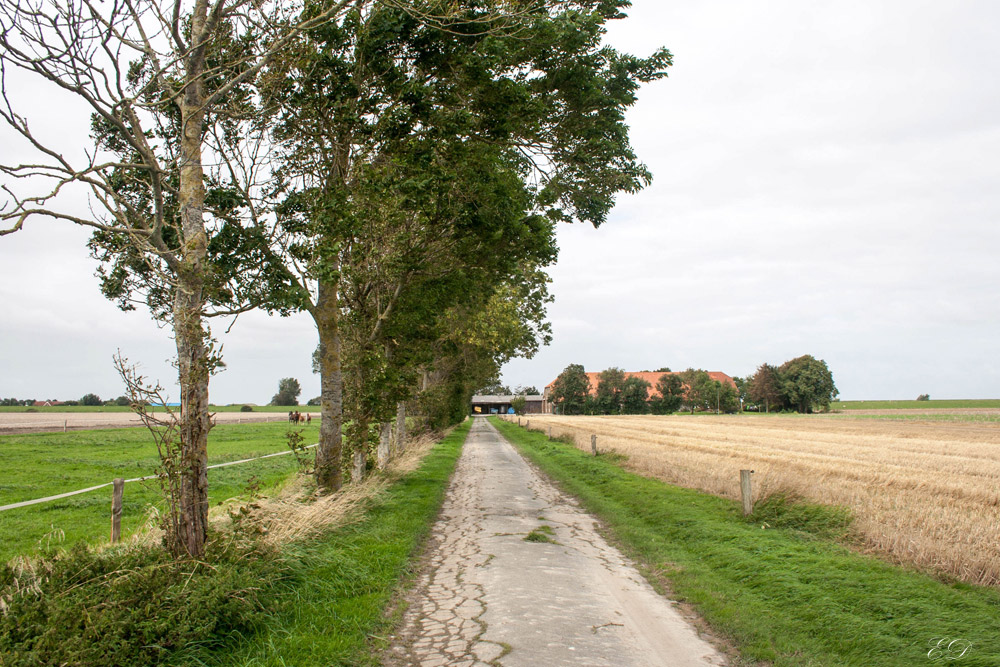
xmin=0 ymin=0 xmax=355 ymax=557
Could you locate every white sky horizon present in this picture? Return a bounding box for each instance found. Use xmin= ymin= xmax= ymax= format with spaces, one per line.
xmin=2 ymin=1 xmax=998 ymax=404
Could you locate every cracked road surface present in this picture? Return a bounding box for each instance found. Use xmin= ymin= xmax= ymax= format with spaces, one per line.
xmin=387 ymin=418 xmax=726 ymax=667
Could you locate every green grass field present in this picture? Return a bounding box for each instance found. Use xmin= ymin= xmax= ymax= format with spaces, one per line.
xmin=491 ymin=417 xmax=1000 ymax=667
xmin=0 ymin=422 xmax=318 ymax=562
xmin=832 ymin=399 xmax=1000 ymax=410
xmin=0 ymin=404 xmax=317 ymax=413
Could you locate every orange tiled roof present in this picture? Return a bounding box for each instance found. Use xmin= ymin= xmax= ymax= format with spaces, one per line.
xmin=546 ymin=370 xmax=737 ymax=400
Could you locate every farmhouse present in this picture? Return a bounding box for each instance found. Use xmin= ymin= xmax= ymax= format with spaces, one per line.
xmin=542 ymin=370 xmax=737 ymax=413
xmin=471 ymin=394 xmax=545 ymax=415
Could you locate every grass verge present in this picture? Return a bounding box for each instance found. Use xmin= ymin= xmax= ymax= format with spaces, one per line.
xmin=200 ymin=419 xmax=470 ymax=667
xmin=491 ymin=417 xmax=1000 ymax=667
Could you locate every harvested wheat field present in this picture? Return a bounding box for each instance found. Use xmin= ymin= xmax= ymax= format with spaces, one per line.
xmin=512 ymin=414 xmax=1000 ymax=588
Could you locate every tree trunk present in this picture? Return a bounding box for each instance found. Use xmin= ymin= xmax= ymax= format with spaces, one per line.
xmin=352 ymin=449 xmax=366 ymax=482
xmin=377 ymin=421 xmax=391 ymax=470
xmin=313 ymin=276 xmax=344 ymax=492
xmin=172 ymin=71 xmax=211 ymax=557
xmin=394 ymin=401 xmax=406 ymax=453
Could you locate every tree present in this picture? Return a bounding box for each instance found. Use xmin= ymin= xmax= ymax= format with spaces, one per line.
xmin=651 ymin=373 xmax=684 ymax=414
xmin=510 ymin=396 xmax=527 ymax=416
xmin=620 ymin=376 xmax=651 ymax=414
xmin=595 ymin=367 xmax=626 ymax=414
xmin=678 ymin=369 xmax=713 ymax=413
xmin=265 ymin=1 xmax=669 ymax=487
xmin=271 ymin=378 xmax=302 ymax=406
xmin=80 ymin=393 xmax=103 ymax=407
xmin=0 ymin=0 xmax=353 ymax=558
xmin=748 ymin=364 xmax=784 ymax=413
xmin=513 ymin=385 xmax=540 ymax=396
xmin=778 ymin=355 xmax=838 ymax=413
xmin=916 ymin=394 xmax=930 ymax=401
xmin=550 ymin=364 xmax=591 ymax=416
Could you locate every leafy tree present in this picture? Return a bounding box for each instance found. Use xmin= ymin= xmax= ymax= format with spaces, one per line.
xmin=595 ymin=367 xmax=626 ymax=414
xmin=80 ymin=393 xmax=103 ymax=407
xmin=679 ymin=369 xmax=713 ymax=413
xmin=749 ymin=364 xmax=784 ymax=413
xmin=733 ymin=376 xmax=749 ymax=411
xmin=0 ymin=0 xmax=354 ymax=558
xmin=271 ymin=378 xmax=302 ymax=406
xmin=551 ymin=364 xmax=591 ymax=416
xmin=510 ymin=396 xmax=527 ymax=416
xmin=715 ymin=381 xmax=740 ymax=414
xmin=479 ymin=379 xmax=514 ymax=396
xmin=264 ymin=1 xmax=669 ymax=488
xmin=307 ymin=396 xmax=322 ymax=407
xmin=778 ymin=355 xmax=838 ymax=413
xmin=513 ymin=385 xmax=541 ymax=396
xmin=651 ymin=374 xmax=684 ymax=414
xmin=114 ymin=396 xmax=131 ymax=407
xmin=916 ymin=394 xmax=930 ymax=401
xmin=620 ymin=376 xmax=651 ymax=414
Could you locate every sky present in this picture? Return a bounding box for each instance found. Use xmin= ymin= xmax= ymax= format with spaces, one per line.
xmin=2 ymin=0 xmax=999 ymax=404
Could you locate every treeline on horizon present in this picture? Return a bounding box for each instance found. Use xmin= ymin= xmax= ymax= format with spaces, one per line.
xmin=547 ymin=355 xmax=838 ymax=415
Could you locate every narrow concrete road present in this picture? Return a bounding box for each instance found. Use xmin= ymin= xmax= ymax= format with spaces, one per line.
xmin=387 ymin=417 xmax=727 ymax=667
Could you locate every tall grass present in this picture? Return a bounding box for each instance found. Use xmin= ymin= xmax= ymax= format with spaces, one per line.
xmin=511 ymin=414 xmax=1000 ymax=587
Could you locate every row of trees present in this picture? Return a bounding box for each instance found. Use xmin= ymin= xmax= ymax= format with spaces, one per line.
xmin=550 ymin=356 xmax=837 ymax=416
xmin=0 ymin=395 xmax=131 ymax=407
xmin=550 ymin=365 xmax=741 ymax=415
xmin=741 ymin=355 xmax=839 ymax=413
xmin=1 ymin=1 xmax=668 ymax=557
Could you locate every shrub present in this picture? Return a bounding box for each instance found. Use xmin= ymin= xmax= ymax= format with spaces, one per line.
xmin=240 ymin=404 xmax=254 ymax=412
xmin=916 ymin=394 xmax=930 ymax=401
xmin=0 ymin=538 xmax=288 ymax=667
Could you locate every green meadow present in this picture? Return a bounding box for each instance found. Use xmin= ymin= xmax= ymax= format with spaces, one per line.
xmin=0 ymin=422 xmax=317 ymax=562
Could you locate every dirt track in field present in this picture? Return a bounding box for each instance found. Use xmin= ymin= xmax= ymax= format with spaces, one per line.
xmin=0 ymin=411 xmax=316 ymax=434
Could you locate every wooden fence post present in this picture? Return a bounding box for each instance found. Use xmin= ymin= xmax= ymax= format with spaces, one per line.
xmin=63 ymin=420 xmax=67 ymax=433
xmin=111 ymin=478 xmax=125 ymax=543
xmin=518 ymin=417 xmax=521 ymax=427
xmin=740 ymin=470 xmax=754 ymax=516
xmin=526 ymin=420 xmax=530 ymax=430
xmin=591 ymin=434 xmax=597 ymax=456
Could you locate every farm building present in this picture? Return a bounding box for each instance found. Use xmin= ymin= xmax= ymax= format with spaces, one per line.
xmin=542 ymin=371 xmax=737 ymax=413
xmin=470 ymin=395 xmax=545 ymax=415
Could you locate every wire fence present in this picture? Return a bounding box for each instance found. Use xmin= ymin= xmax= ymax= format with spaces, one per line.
xmin=0 ymin=444 xmax=318 ymax=513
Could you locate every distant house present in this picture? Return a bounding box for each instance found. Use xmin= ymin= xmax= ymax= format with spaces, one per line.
xmin=32 ymin=400 xmax=63 ymax=407
xmin=470 ymin=395 xmax=545 ymax=415
xmin=542 ymin=371 xmax=737 ymax=413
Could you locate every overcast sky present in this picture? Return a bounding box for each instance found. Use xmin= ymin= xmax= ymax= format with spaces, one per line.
xmin=2 ymin=0 xmax=999 ymax=404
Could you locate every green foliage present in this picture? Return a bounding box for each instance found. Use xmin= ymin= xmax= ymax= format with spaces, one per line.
xmin=748 ymin=363 xmax=784 ymax=412
xmin=0 ymin=538 xmax=287 ymax=667
xmin=240 ymin=404 xmax=253 ymax=412
xmin=778 ymin=355 xmax=838 ymax=413
xmin=620 ymin=376 xmax=651 ymax=414
xmin=79 ymin=393 xmax=102 ymax=406
xmin=494 ymin=417 xmax=1000 ymax=667
xmin=650 ymin=373 xmax=684 ymax=414
xmin=306 ymin=396 xmax=321 ymax=406
xmin=550 ymin=364 xmax=590 ymax=415
xmin=270 ymin=378 xmax=301 ymax=406
xmin=595 ymin=367 xmax=626 ymax=414
xmin=916 ymin=394 xmax=930 ymax=401
xmin=510 ymin=395 xmax=527 ymax=416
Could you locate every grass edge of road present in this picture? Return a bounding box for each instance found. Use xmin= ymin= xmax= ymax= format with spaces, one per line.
xmin=200 ymin=418 xmax=470 ymax=667
xmin=490 ymin=416 xmax=1000 ymax=667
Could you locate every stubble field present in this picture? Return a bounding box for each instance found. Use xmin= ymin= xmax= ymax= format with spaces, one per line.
xmin=514 ymin=413 xmax=1000 ymax=588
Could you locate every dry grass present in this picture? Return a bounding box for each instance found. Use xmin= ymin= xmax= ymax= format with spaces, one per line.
xmin=99 ymin=432 xmax=444 ymax=552
xmin=511 ymin=414 xmax=1000 ymax=588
